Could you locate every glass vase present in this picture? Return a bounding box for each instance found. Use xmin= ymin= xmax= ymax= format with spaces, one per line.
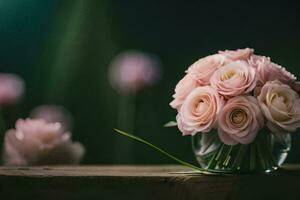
xmin=192 ymin=128 xmax=291 ymax=174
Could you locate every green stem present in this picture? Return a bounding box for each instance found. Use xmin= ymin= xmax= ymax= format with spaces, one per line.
xmin=256 ymin=141 xmax=267 ymax=170
xmin=250 ymin=144 xmax=256 ymax=171
xmin=264 ymin=137 xmax=277 ymax=167
xmin=215 ymin=144 xmax=226 ymax=161
xmin=232 ymin=145 xmax=248 ymax=171
xmin=115 ymin=95 xmax=136 ymax=163
xmin=223 ymin=145 xmax=234 ymax=167
xmin=207 ymin=143 xmax=224 ymax=169
xmin=114 ymin=129 xmax=204 ymax=172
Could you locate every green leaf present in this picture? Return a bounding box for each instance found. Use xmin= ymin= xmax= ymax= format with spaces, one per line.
xmin=163 ymin=121 xmax=177 ymax=127
xmin=114 ymin=128 xmax=206 ymax=172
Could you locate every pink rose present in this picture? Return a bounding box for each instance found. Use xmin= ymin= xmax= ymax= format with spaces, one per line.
xmin=186 ymin=54 xmax=228 ymax=85
xmin=258 ymin=81 xmax=300 ymax=135
xmin=177 ymin=86 xmax=224 ymax=135
xmin=219 ymin=48 xmax=254 ymax=61
xmin=249 ymin=55 xmax=296 ymax=85
xmin=3 ymin=119 xmax=85 ymax=166
xmin=210 ymin=61 xmax=257 ymax=99
xmin=170 ymin=74 xmax=199 ymax=109
xmin=0 ymin=73 xmax=24 ymax=106
xmin=218 ymin=96 xmax=264 ymax=145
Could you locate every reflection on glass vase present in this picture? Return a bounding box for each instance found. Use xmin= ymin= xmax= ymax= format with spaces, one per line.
xmin=192 ymin=128 xmax=291 ymax=174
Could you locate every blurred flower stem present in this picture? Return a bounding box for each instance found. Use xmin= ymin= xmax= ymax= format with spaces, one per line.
xmin=45 ymin=0 xmax=89 ymax=99
xmin=115 ymin=94 xmax=136 ymax=163
xmin=0 ymin=111 xmax=6 ymax=136
xmin=0 ymin=110 xmax=6 ymax=164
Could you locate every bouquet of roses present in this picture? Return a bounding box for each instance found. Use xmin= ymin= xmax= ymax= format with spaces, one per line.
xmin=169 ymin=48 xmax=300 ymax=173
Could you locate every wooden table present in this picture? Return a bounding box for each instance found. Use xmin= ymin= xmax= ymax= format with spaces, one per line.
xmin=0 ymin=165 xmax=299 ymax=200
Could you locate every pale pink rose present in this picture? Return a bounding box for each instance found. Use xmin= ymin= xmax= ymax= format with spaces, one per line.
xmin=0 ymin=73 xmax=24 ymax=105
xmin=176 ymin=113 xmax=195 ymax=136
xmin=258 ymin=81 xmax=300 ymax=135
xmin=30 ymin=105 xmax=73 ymax=132
xmin=170 ymin=74 xmax=199 ymax=109
xmin=249 ymin=55 xmax=296 ymax=86
xmin=108 ymin=51 xmax=161 ymax=94
xmin=3 ymin=119 xmax=85 ymax=166
xmin=219 ymin=48 xmax=254 ymax=61
xmin=177 ymin=86 xmax=224 ymax=135
xmin=210 ymin=61 xmax=257 ymax=99
xmin=186 ymin=54 xmax=228 ymax=85
xmin=218 ymin=96 xmax=264 ymax=145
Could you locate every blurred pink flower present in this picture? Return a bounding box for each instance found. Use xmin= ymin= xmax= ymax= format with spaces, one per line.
xmin=108 ymin=51 xmax=161 ymax=94
xmin=3 ymin=119 xmax=85 ymax=166
xmin=0 ymin=73 xmax=24 ymax=105
xmin=30 ymin=105 xmax=73 ymax=132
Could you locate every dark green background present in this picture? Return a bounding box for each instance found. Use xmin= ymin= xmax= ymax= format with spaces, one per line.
xmin=1 ymin=0 xmax=300 ymax=165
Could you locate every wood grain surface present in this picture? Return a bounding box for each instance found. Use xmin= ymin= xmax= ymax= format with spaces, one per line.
xmin=0 ymin=165 xmax=299 ymax=200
